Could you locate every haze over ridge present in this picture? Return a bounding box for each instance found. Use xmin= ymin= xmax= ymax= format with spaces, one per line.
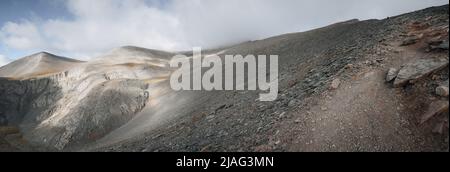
xmin=0 ymin=0 xmax=448 ymax=64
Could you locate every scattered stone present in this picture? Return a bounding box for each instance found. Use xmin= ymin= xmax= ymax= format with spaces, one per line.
xmin=436 ymin=79 xmax=449 ymax=97
xmin=279 ymin=112 xmax=286 ymax=119
xmin=364 ymin=60 xmax=372 ymax=65
xmin=206 ymin=115 xmax=215 ymax=120
xmin=400 ymin=36 xmax=419 ymax=46
xmin=151 ymin=134 xmax=163 ymax=140
xmin=274 ymin=140 xmax=281 ymax=145
xmin=420 ymin=100 xmax=449 ymax=124
xmin=372 ymin=59 xmax=380 ymax=65
xmin=200 ymin=144 xmax=212 ymax=152
xmin=375 ymin=58 xmax=384 ymax=63
xmin=430 ymin=39 xmax=449 ymax=50
xmin=344 ymin=64 xmax=354 ymax=69
xmin=253 ymin=145 xmax=272 ymax=152
xmin=294 ymin=119 xmax=301 ymax=123
xmin=257 ymin=127 xmax=263 ymax=132
xmin=386 ymin=68 xmax=398 ymax=82
xmin=288 ymin=100 xmax=297 ymax=107
xmin=330 ymin=79 xmax=341 ymax=90
xmin=215 ymin=104 xmax=227 ymax=112
xmin=436 ymin=86 xmax=449 ymax=97
xmin=431 ymin=75 xmax=440 ymax=80
xmin=393 ymin=58 xmax=449 ymax=87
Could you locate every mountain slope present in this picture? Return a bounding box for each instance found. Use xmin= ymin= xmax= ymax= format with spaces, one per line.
xmin=0 ymin=5 xmax=448 ymax=151
xmin=95 ymin=5 xmax=448 ymax=152
xmin=0 ymin=47 xmax=173 ymax=150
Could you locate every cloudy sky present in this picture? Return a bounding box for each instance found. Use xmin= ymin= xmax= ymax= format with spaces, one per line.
xmin=0 ymin=0 xmax=448 ymax=65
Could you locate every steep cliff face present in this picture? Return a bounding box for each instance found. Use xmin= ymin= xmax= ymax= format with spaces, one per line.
xmin=0 ymin=77 xmax=63 ymax=126
xmin=25 ymin=77 xmax=151 ymax=150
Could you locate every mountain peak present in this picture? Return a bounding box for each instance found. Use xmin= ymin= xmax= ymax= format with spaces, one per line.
xmin=0 ymin=51 xmax=83 ymax=78
xmin=36 ymin=51 xmax=53 ymax=56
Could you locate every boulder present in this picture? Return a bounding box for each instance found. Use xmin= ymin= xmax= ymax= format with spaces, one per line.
xmin=393 ymin=58 xmax=449 ymax=87
xmin=436 ymin=86 xmax=449 ymax=97
xmin=400 ymin=36 xmax=420 ymax=46
xmin=330 ymin=79 xmax=341 ymax=90
xmin=420 ymin=100 xmax=449 ymax=124
xmin=436 ymin=80 xmax=449 ymax=97
xmin=288 ymin=100 xmax=297 ymax=107
xmin=386 ymin=68 xmax=398 ymax=82
xmin=430 ymin=40 xmax=449 ymax=50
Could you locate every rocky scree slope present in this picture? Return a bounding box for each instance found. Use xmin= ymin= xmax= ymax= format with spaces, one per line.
xmin=96 ymin=5 xmax=448 ymax=152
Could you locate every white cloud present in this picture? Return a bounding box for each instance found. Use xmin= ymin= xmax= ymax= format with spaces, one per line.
xmin=42 ymin=0 xmax=183 ymax=57
xmin=0 ymin=0 xmax=448 ymax=59
xmin=0 ymin=54 xmax=12 ymax=67
xmin=0 ymin=21 xmax=47 ymax=50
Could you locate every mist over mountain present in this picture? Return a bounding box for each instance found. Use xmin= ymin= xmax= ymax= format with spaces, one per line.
xmin=0 ymin=0 xmax=448 ymax=61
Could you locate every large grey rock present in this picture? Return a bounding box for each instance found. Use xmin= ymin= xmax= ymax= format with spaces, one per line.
xmin=436 ymin=79 xmax=449 ymax=97
xmin=393 ymin=58 xmax=449 ymax=87
xmin=386 ymin=68 xmax=398 ymax=82
xmin=421 ymin=100 xmax=449 ymax=124
xmin=436 ymin=86 xmax=449 ymax=97
xmin=329 ymin=78 xmax=341 ymax=90
xmin=400 ymin=36 xmax=420 ymax=46
xmin=430 ymin=40 xmax=449 ymax=50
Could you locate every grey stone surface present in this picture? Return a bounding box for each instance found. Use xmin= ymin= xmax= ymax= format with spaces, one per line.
xmin=393 ymin=58 xmax=449 ymax=87
xmin=386 ymin=68 xmax=398 ymax=82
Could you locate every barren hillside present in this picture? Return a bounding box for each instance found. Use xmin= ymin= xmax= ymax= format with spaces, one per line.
xmin=0 ymin=5 xmax=448 ymax=152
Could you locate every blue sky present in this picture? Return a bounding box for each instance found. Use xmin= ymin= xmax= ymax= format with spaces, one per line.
xmin=0 ymin=0 xmax=70 ymax=23
xmin=0 ymin=0 xmax=448 ymax=66
xmin=0 ymin=0 xmax=169 ymax=23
